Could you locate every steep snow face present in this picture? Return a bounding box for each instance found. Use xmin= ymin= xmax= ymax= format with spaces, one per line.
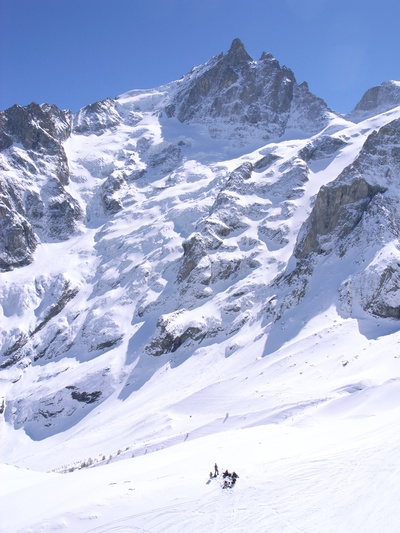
xmin=0 ymin=40 xmax=400 ymax=474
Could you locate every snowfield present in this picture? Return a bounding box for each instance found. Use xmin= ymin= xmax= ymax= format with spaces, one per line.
xmin=3 ymin=414 xmax=400 ymax=533
xmin=1 ymin=313 xmax=400 ymax=532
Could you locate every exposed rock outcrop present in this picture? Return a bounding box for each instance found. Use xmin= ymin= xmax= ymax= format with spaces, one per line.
xmin=2 ymin=102 xmax=72 ymax=150
xmin=0 ymin=102 xmax=83 ymax=270
xmin=101 ymin=175 xmax=124 ymax=214
xmin=73 ymin=97 xmax=121 ymax=134
xmin=299 ymin=135 xmax=348 ymax=162
xmin=146 ymin=310 xmax=221 ymax=356
xmin=295 ymin=178 xmax=385 ymax=258
xmin=0 ymin=195 xmax=38 ymax=270
xmin=178 ymin=233 xmax=210 ymax=284
xmin=165 ymin=39 xmax=334 ymax=142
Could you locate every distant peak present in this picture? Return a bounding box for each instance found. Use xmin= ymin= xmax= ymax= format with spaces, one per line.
xmin=226 ymin=38 xmax=252 ymax=65
xmin=228 ymin=38 xmax=245 ymax=52
xmin=348 ymin=79 xmax=400 ymax=121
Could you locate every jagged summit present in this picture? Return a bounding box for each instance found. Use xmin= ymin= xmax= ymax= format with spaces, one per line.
xmin=259 ymin=51 xmax=275 ymax=61
xmin=224 ymin=38 xmax=253 ymax=66
xmin=164 ymin=39 xmax=333 ymax=142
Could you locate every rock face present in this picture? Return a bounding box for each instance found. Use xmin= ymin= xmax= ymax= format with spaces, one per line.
xmin=165 ymin=38 xmax=334 ymax=143
xmin=292 ymin=117 xmax=400 ymax=319
xmin=347 ymin=80 xmax=400 ymax=122
xmin=0 ymin=162 xmax=39 ymax=270
xmin=295 ymin=178 xmax=386 ymax=258
xmin=0 ymin=103 xmax=84 ymax=271
xmin=299 ymin=135 xmax=348 ymax=162
xmin=1 ymin=102 xmax=72 ymax=151
xmin=73 ymin=97 xmax=121 ymax=134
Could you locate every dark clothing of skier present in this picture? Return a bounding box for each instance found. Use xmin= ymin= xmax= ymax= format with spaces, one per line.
xmin=214 ymin=463 xmax=219 ymax=476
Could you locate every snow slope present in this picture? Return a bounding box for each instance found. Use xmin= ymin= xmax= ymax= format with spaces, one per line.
xmin=1 ymin=318 xmax=400 ymax=531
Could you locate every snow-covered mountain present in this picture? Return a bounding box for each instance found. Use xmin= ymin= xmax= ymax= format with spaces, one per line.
xmin=1 ymin=39 xmax=400 ymax=532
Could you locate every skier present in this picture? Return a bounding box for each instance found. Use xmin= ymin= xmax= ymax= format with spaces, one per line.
xmin=214 ymin=463 xmax=219 ymax=476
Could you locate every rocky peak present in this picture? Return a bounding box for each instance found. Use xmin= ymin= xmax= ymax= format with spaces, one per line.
xmin=73 ymin=97 xmax=121 ymax=134
xmin=348 ymin=80 xmax=400 ymax=122
xmin=165 ymin=40 xmax=332 ymax=143
xmin=1 ymin=102 xmax=72 ymax=153
xmin=225 ymin=38 xmax=253 ymax=66
xmin=259 ymin=51 xmax=275 ymax=62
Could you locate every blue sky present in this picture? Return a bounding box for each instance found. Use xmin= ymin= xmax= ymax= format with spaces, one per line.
xmin=1 ymin=0 xmax=399 ymax=114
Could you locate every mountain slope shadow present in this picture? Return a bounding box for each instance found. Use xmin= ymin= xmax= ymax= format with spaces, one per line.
xmin=262 ymin=252 xmax=400 ymax=357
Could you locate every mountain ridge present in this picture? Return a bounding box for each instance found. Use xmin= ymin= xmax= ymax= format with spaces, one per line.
xmin=0 ymin=39 xmax=400 ymax=474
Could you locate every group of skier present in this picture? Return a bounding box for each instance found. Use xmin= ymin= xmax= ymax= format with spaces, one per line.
xmin=209 ymin=463 xmax=239 ymax=489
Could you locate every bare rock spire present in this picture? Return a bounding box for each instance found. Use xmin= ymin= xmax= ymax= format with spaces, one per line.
xmin=225 ymin=38 xmax=252 ymax=66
